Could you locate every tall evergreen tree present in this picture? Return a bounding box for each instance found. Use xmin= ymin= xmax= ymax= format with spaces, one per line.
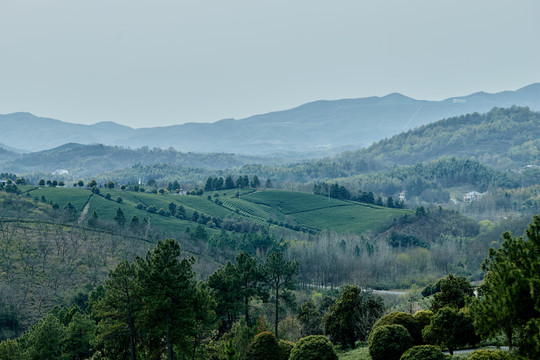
xmin=23 ymin=314 xmax=65 ymax=360
xmin=208 ymin=262 xmax=242 ymax=330
xmin=136 ymin=239 xmax=196 ymax=360
xmin=323 ymin=285 xmax=384 ymax=348
xmin=250 ymin=176 xmax=260 ymax=188
xmin=235 ymin=252 xmax=261 ymax=325
xmin=114 ymin=208 xmax=126 ymax=227
xmin=225 ymin=175 xmax=236 ymax=189
xmin=96 ymin=260 xmax=141 ymax=360
xmin=63 ymin=312 xmax=96 ymax=360
xmin=471 ymin=215 xmax=540 ymax=357
xmin=261 ymin=252 xmax=299 ymax=339
xmin=190 ymin=282 xmax=217 ymax=360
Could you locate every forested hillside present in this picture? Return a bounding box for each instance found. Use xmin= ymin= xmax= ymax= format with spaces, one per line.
xmin=4 ymin=107 xmax=540 ymax=190
xmin=1 ymin=143 xmax=288 ymax=177
xmin=357 ymin=106 xmax=540 ymax=169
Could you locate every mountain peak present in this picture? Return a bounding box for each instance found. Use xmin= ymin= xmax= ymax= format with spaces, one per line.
xmin=379 ymin=92 xmax=416 ymax=103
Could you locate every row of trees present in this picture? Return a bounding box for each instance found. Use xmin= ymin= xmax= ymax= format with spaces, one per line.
xmin=204 ymin=175 xmax=270 ymax=192
xmin=313 ymin=182 xmax=405 ymax=208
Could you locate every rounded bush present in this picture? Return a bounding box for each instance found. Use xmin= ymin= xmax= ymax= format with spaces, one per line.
xmin=372 ymin=311 xmax=422 ymax=345
xmin=368 ymin=324 xmax=413 ymax=360
xmin=468 ymin=349 xmax=512 ymax=360
xmin=400 ymin=345 xmax=446 ymax=360
xmin=245 ymin=331 xmax=279 ymax=360
xmin=278 ymin=339 xmax=295 ymax=360
xmin=413 ymin=310 xmax=434 ymax=330
xmin=289 ymin=335 xmax=338 ymax=360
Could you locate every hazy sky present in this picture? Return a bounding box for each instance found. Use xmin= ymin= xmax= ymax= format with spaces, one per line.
xmin=1 ymin=0 xmax=539 ymax=128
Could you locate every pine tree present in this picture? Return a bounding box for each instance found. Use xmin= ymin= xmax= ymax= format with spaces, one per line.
xmin=114 ymin=208 xmax=126 ymax=227
xmin=136 ymin=239 xmax=196 ymax=360
xmin=96 ymin=260 xmax=141 ymax=360
xmin=235 ymin=252 xmax=261 ymax=325
xmin=261 ymin=252 xmax=299 ymax=339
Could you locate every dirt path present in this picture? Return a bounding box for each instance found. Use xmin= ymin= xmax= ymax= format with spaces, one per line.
xmin=144 ymin=214 xmax=150 ymax=240
xmin=77 ymin=194 xmax=93 ymax=225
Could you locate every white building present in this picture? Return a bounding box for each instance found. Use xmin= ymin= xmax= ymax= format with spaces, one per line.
xmin=463 ymin=191 xmax=486 ymax=202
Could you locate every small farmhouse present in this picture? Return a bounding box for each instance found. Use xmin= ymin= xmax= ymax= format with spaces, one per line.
xmin=463 ymin=191 xmax=486 ymax=202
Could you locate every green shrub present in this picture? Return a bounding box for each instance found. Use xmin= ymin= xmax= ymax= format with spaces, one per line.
xmin=245 ymin=331 xmax=279 ymax=360
xmin=368 ymin=324 xmax=413 ymax=360
xmin=422 ymin=307 xmax=478 ymax=355
xmin=399 ymin=345 xmax=447 ymax=360
xmin=413 ymin=310 xmax=434 ymax=331
xmin=372 ymin=311 xmax=422 ymax=345
xmin=278 ymin=339 xmax=295 ymax=360
xmin=0 ymin=339 xmax=21 ymax=360
xmin=289 ymin=335 xmax=337 ymax=360
xmin=468 ymin=349 xmax=512 ymax=360
xmin=226 ymin=318 xmax=258 ymax=360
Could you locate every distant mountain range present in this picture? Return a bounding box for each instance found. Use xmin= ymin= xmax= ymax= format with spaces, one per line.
xmin=1 ymin=83 xmax=539 ymax=155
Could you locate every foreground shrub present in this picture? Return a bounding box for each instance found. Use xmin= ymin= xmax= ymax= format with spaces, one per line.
xmin=422 ymin=307 xmax=478 ymax=355
xmin=468 ymin=349 xmax=512 ymax=360
xmin=278 ymin=339 xmax=295 ymax=360
xmin=0 ymin=339 xmax=21 ymax=360
xmin=413 ymin=310 xmax=434 ymax=330
xmin=323 ymin=285 xmax=384 ymax=348
xmin=368 ymin=324 xmax=413 ymax=360
xmin=289 ymin=335 xmax=338 ymax=360
xmin=245 ymin=331 xmax=279 ymax=360
xmin=400 ymin=345 xmax=447 ymax=360
xmin=371 ymin=311 xmax=422 ymax=345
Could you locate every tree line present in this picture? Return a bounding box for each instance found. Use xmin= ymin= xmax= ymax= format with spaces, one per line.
xmin=313 ymin=181 xmax=404 ymax=208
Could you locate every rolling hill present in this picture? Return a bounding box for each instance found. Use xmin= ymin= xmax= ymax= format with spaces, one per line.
xmin=14 ymin=186 xmax=407 ymax=237
xmin=1 ymin=83 xmax=539 ymax=155
xmin=350 ymin=106 xmax=540 ymax=170
xmin=0 ymin=143 xmax=288 ymax=176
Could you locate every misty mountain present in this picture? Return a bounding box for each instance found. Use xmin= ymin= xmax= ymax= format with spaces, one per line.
xmin=0 ymin=145 xmax=20 ymax=166
xmin=1 ymin=83 xmax=539 ymax=154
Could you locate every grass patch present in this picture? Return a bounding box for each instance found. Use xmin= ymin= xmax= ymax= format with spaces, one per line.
xmin=242 ymin=190 xmax=348 ymax=214
xmin=338 ymin=346 xmax=371 ymax=360
xmin=291 ymin=203 xmax=406 ymax=234
xmin=28 ymin=187 xmax=91 ymax=211
xmin=174 ymin=195 xmax=232 ymax=218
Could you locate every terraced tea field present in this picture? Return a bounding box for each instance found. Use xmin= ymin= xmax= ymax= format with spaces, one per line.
xmin=11 ymin=187 xmax=408 ymax=236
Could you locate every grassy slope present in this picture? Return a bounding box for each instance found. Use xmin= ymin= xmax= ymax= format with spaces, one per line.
xmin=242 ymin=190 xmax=408 ymax=234
xmin=25 ymin=186 xmax=91 ymax=211
xmin=16 ymin=187 xmax=407 ymax=237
